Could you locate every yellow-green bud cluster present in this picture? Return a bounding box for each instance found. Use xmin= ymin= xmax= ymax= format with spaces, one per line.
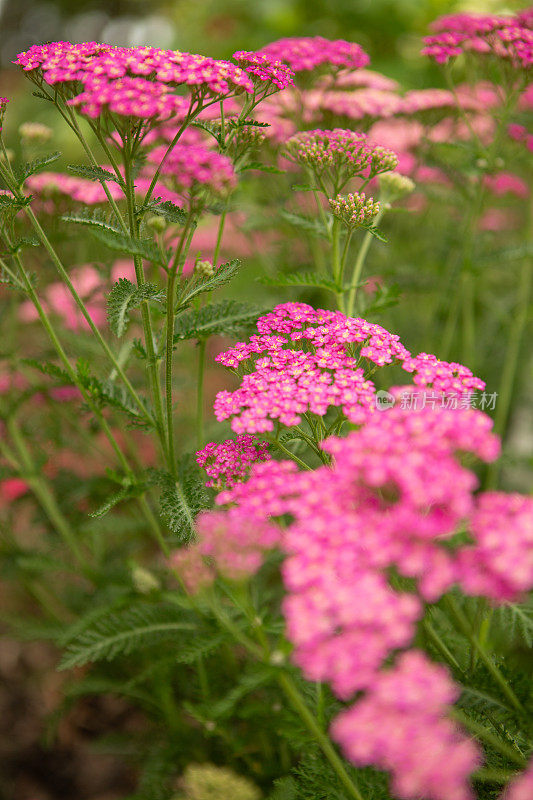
xmin=19 ymin=121 xmax=53 ymax=143
xmin=329 ymin=191 xmax=380 ymax=227
xmin=370 ymin=145 xmax=399 ymax=176
xmin=379 ymin=171 xmax=415 ymax=202
xmin=195 ymin=259 xmax=215 ymax=277
xmin=177 ymin=763 xmax=261 ymax=800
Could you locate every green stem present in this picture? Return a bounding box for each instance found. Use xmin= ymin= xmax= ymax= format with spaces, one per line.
xmin=263 ymin=434 xmax=313 ymax=471
xmin=165 ymin=212 xmax=197 ymax=474
xmin=423 ymin=619 xmax=463 ymax=673
xmin=122 ymin=150 xmax=169 ymax=462
xmin=445 ymin=596 xmax=524 ymax=714
xmin=4 ymin=418 xmax=87 ymax=568
xmin=346 ymin=208 xmax=384 ymax=317
xmin=13 ymin=202 xmax=153 ymax=426
xmin=4 ymin=250 xmax=166 ymax=551
xmin=487 ymin=238 xmax=532 ymax=489
xmin=196 ymin=339 xmax=206 ymax=449
xmin=212 ymin=204 xmax=228 ymax=268
xmin=277 ymin=673 xmax=364 ymax=800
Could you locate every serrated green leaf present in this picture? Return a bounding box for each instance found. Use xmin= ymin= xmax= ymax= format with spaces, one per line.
xmin=173 ymin=300 xmax=264 ymax=341
xmin=89 ymin=487 xmax=134 ymax=518
xmin=148 ymin=457 xmax=209 ymax=541
xmin=67 ymin=164 xmax=121 ymax=183
xmin=59 ymin=604 xmax=196 ymax=668
xmin=61 ymin=208 xmax=121 ymax=233
xmin=22 ymin=358 xmax=73 ymax=386
xmin=107 ymin=278 xmax=163 ymax=337
xmin=90 ymin=227 xmax=165 ymax=265
xmin=151 ymin=199 xmax=187 ymax=225
xmin=178 ymin=259 xmax=240 ymax=307
xmin=15 ymin=151 xmax=61 ymax=185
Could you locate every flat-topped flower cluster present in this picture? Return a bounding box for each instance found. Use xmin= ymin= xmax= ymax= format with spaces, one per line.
xmin=14 ymin=41 xmax=294 ymax=121
xmin=422 ymin=10 xmax=533 ymax=67
xmin=213 ymin=302 xmax=485 ymax=433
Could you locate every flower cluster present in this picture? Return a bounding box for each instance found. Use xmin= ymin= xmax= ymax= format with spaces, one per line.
xmin=170 ymin=508 xmax=281 ymax=592
xmin=379 ymin=171 xmax=415 ymax=202
xmin=285 ymin=129 xmax=397 ymax=184
xmin=331 ymin=651 xmax=482 ymax=800
xmin=232 ymin=51 xmax=295 ymax=91
xmin=214 ymin=303 xmax=414 ymax=432
xmin=402 ymin=352 xmax=485 ymax=395
xmin=285 ymin=128 xmax=368 ymax=173
xmin=329 ymin=191 xmax=381 ymax=227
xmin=196 ymin=435 xmax=270 ymax=490
xmin=319 ymin=88 xmax=402 ymax=121
xmin=422 ymin=12 xmax=533 ymax=68
xmin=258 ymin=37 xmax=369 ymax=73
xmin=14 ymin=42 xmax=256 ymax=121
xmin=147 ymin=144 xmax=237 ymax=198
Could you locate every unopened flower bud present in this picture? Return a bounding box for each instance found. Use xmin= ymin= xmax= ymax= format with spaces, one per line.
xmin=19 ymin=121 xmax=53 ymax=143
xmin=195 ymin=259 xmax=215 ymax=277
xmin=146 ymin=214 xmax=167 ymax=232
xmin=130 ymin=563 xmax=160 ymax=594
xmin=379 ymin=172 xmax=415 ymax=202
xmin=180 ymin=763 xmax=261 ymax=800
xmin=329 ymin=191 xmax=380 ymax=228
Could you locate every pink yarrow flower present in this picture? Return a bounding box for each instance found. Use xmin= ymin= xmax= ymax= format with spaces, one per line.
xmin=258 ymin=37 xmax=369 ymax=73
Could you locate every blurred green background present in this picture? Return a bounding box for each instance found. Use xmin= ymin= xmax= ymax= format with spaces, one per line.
xmin=0 ymin=0 xmax=528 ymax=79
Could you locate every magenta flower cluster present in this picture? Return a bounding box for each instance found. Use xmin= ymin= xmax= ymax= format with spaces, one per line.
xmin=205 ymin=398 xmax=533 ymax=797
xmin=196 ymin=435 xmax=270 ymax=490
xmin=170 ymin=508 xmax=281 ymax=591
xmin=213 ymin=303 xmax=485 ymax=433
xmin=258 ymin=36 xmax=370 ymax=73
xmin=14 ymin=42 xmax=261 ymax=120
xmin=232 ymin=51 xmax=295 ymax=91
xmin=147 ymin=144 xmax=237 ymax=197
xmin=422 ymin=11 xmax=533 ymax=68
xmin=331 ymin=651 xmax=482 ymax=800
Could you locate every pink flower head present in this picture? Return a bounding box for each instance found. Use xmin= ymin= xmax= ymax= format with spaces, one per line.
xmin=214 ymin=303 xmax=411 ymax=433
xmin=147 ymin=143 xmax=236 ymax=198
xmin=422 ymin=12 xmax=533 ymax=68
xmin=258 ymin=37 xmax=369 ymax=73
xmin=14 ymin=42 xmax=255 ymax=124
xmin=170 ymin=507 xmax=281 ymax=592
xmin=329 ymin=191 xmax=381 ymax=227
xmin=319 ymin=88 xmax=402 ymax=121
xmin=196 ymin=435 xmax=270 ymax=490
xmin=232 ymin=51 xmax=295 ymax=91
xmin=285 ymin=128 xmax=397 ymax=183
xmin=331 ymin=651 xmax=482 ymax=800
xmin=0 ymin=478 xmax=29 ymax=503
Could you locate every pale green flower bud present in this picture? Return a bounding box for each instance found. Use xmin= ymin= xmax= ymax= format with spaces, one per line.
xmin=178 ymin=763 xmax=261 ymax=800
xmin=195 ymin=259 xmax=215 ymax=277
xmin=379 ymin=172 xmax=415 ymax=203
xmin=146 ymin=215 xmax=167 ymax=232
xmin=19 ymin=122 xmax=53 ymax=143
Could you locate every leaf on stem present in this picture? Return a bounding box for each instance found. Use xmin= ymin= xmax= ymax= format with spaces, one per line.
xmin=173 ymin=300 xmax=265 ymax=341
xmin=107 ymin=278 xmax=164 ymax=337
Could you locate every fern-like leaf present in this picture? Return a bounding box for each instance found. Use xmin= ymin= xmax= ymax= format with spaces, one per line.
xmin=107 ymin=278 xmax=163 ymax=337
xmin=59 ymin=604 xmax=196 ymax=668
xmin=15 ymin=151 xmax=61 ymax=185
xmin=258 ymin=271 xmax=340 ymax=292
xmin=178 ymin=259 xmax=240 ymax=307
xmin=67 ymin=164 xmax=121 ymax=184
xmin=279 ymin=209 xmax=328 ymax=239
xmin=89 ymin=227 xmax=165 ymax=265
xmin=173 ymin=300 xmax=264 ymax=341
xmin=148 ymin=457 xmax=209 ymax=541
